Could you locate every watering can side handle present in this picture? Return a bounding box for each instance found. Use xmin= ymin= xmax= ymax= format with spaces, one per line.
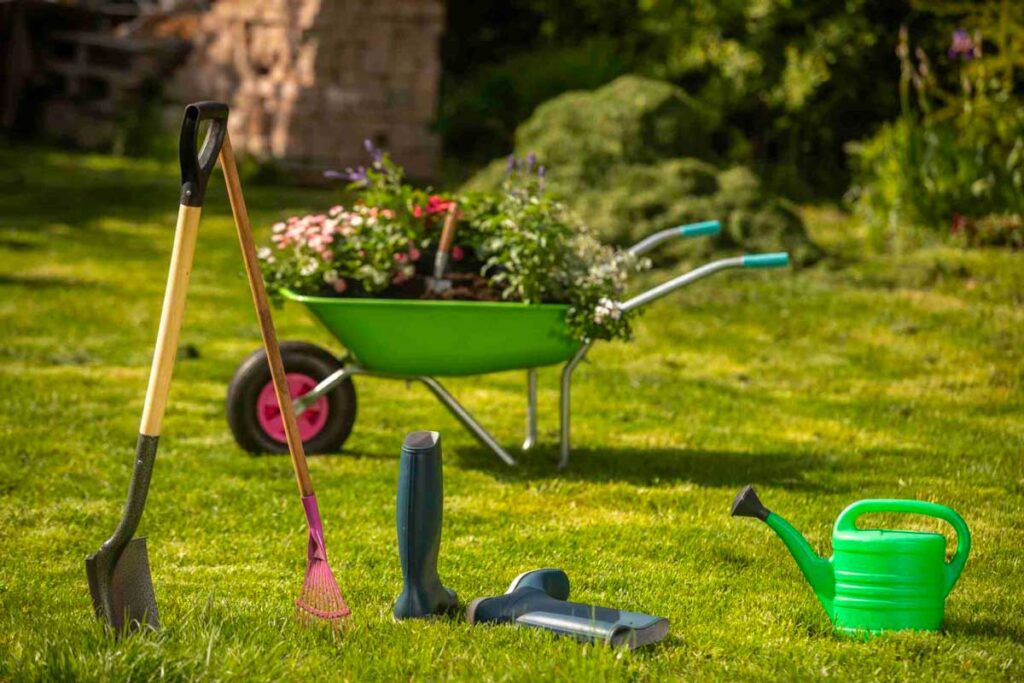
xmin=835 ymin=499 xmax=971 ymax=596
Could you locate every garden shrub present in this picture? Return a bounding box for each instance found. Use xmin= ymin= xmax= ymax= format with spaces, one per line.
xmin=438 ymin=38 xmax=631 ymax=167
xmin=465 ymin=76 xmax=821 ymax=264
xmin=849 ymin=14 xmax=1024 ymax=250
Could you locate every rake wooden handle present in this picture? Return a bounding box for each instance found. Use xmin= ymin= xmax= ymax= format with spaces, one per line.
xmin=218 ymin=134 xmax=314 ymax=497
xmin=438 ymin=202 xmax=459 ymax=255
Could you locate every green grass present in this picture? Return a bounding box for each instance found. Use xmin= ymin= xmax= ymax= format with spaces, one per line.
xmin=1 ymin=148 xmax=1023 ymax=681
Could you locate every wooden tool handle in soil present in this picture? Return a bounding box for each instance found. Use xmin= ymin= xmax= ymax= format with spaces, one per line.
xmin=218 ymin=134 xmax=315 ymax=497
xmin=438 ymin=202 xmax=459 ymax=254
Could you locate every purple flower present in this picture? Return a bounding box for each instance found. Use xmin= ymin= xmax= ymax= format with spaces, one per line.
xmin=949 ymin=29 xmax=980 ymax=60
xmin=344 ymin=166 xmax=368 ymax=185
xmin=526 ymin=152 xmax=536 ymax=172
xmin=505 ymin=154 xmax=516 ymax=174
xmin=324 ymin=169 xmax=346 ymax=181
xmin=363 ymin=138 xmax=383 ymax=162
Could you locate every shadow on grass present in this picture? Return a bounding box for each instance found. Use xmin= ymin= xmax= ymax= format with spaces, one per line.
xmin=0 ymin=274 xmax=101 ymax=289
xmin=0 ymin=146 xmax=336 ymax=234
xmin=945 ymin=615 xmax=1024 ymax=643
xmin=452 ymin=444 xmax=849 ymax=492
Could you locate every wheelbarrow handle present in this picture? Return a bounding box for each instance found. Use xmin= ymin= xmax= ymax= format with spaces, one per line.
xmin=618 ymin=251 xmax=789 ymax=312
xmin=627 ymin=220 xmax=720 ymax=257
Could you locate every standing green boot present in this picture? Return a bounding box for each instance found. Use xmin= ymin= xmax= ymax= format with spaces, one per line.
xmin=393 ymin=431 xmax=458 ymax=619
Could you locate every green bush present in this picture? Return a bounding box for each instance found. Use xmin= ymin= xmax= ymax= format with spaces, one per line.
xmin=465 ymin=76 xmax=821 ymax=264
xmin=440 ymin=0 xmax=911 ymax=198
xmin=438 ymin=38 xmax=631 ymax=168
xmin=849 ymin=15 xmax=1024 ymax=250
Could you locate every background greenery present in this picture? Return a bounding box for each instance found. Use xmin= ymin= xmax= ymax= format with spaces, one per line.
xmin=1 ymin=145 xmax=1022 ymax=682
xmin=441 ymin=0 xmax=1023 ymax=249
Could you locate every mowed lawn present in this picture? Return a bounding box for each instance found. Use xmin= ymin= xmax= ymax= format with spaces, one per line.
xmin=1 ymin=148 xmax=1022 ymax=681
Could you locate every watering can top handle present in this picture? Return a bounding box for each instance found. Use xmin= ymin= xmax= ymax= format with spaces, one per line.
xmin=179 ymin=101 xmax=229 ymax=208
xmin=835 ymin=499 xmax=971 ymax=595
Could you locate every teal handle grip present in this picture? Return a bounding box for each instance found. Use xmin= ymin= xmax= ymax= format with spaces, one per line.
xmin=677 ymin=220 xmax=720 ymax=238
xmin=741 ymin=252 xmax=789 ymax=268
xmin=835 ymin=499 xmax=971 ymax=596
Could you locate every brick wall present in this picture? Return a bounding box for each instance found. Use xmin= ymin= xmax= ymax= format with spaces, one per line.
xmin=173 ymin=0 xmax=444 ymax=179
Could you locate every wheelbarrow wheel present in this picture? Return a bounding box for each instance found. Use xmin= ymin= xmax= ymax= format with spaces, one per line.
xmin=226 ymin=341 xmax=356 ymax=455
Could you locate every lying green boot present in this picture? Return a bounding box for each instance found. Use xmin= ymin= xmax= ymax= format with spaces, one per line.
xmin=393 ymin=431 xmax=458 ymax=619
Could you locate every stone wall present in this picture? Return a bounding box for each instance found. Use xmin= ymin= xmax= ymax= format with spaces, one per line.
xmin=172 ymin=0 xmax=444 ymax=179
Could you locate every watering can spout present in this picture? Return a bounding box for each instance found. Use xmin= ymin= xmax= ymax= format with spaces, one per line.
xmin=731 ymin=486 xmax=836 ymax=618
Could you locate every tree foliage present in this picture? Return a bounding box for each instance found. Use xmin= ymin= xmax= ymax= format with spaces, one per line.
xmin=441 ymin=0 xmax=912 ymax=198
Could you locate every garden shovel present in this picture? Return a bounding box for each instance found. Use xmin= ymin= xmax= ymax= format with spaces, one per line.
xmin=427 ymin=202 xmax=459 ymax=295
xmin=86 ymin=102 xmax=228 ymax=632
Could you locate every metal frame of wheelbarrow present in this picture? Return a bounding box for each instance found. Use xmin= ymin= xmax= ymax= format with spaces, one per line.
xmin=291 ymin=220 xmax=788 ymax=469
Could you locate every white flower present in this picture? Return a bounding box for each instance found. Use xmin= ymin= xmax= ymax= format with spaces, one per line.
xmin=594 ymin=297 xmax=621 ymax=323
xmin=257 ymin=246 xmax=273 ymax=260
xmin=300 ymin=258 xmax=319 ymax=276
xmin=323 ymin=270 xmax=339 ymax=284
xmin=350 ymin=215 xmax=364 ymax=227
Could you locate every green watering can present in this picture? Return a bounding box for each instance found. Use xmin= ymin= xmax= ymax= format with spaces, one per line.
xmin=731 ymin=486 xmax=971 ymax=636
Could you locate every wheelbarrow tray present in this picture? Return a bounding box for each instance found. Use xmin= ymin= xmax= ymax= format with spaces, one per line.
xmin=282 ymin=289 xmax=582 ymax=376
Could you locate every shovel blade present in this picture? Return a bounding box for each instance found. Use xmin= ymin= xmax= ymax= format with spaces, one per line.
xmin=86 ymin=537 xmax=159 ymax=632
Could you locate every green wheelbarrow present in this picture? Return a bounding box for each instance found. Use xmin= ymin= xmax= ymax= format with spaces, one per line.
xmin=226 ymin=221 xmax=788 ymax=468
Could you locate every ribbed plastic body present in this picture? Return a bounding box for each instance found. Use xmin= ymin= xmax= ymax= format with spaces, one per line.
xmin=756 ymin=497 xmax=970 ymax=637
xmin=832 ymin=530 xmax=948 ymax=635
xmin=282 ymin=290 xmax=580 ymax=376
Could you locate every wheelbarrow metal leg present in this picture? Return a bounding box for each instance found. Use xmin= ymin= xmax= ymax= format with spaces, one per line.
xmin=417 ymin=376 xmax=517 ymax=466
xmin=523 ymin=369 xmax=538 ymax=452
xmin=293 ymin=366 xmax=354 ymax=416
xmin=559 ymin=343 xmax=591 ymax=470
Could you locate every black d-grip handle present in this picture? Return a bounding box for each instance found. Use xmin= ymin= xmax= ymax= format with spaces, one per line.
xmin=179 ymin=101 xmax=229 ymax=207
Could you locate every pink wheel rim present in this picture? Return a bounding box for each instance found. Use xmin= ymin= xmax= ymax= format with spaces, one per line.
xmin=256 ymin=373 xmax=329 ymax=443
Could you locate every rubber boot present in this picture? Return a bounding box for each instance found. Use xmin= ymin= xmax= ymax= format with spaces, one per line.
xmin=393 ymin=431 xmax=458 ymax=619
xmin=466 ymin=568 xmax=669 ymax=650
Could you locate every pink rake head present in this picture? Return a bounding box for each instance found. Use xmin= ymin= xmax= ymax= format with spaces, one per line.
xmin=295 ymin=494 xmax=350 ymax=626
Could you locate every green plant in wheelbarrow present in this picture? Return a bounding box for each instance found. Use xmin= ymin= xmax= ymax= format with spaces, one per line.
xmin=226 ymin=146 xmax=790 ymax=467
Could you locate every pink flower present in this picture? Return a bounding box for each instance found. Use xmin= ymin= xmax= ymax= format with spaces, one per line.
xmin=329 ymin=205 xmax=343 ymax=217
xmin=409 ymin=247 xmax=421 ymax=262
xmin=272 ymin=222 xmax=286 ymax=233
xmin=393 ymin=252 xmax=408 ymax=263
xmin=321 ymin=249 xmax=333 ymax=261
xmin=333 ymin=278 xmax=348 ymax=293
xmin=451 ymin=246 xmax=465 ymax=262
xmin=391 ymin=265 xmax=415 ymax=285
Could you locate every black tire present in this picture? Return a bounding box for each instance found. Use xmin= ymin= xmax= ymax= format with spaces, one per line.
xmin=226 ymin=341 xmax=357 ymax=455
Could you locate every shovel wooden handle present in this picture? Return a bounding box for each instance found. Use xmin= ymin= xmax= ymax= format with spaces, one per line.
xmin=218 ymin=134 xmax=314 ymax=497
xmin=138 ymin=204 xmax=201 ymax=436
xmin=438 ymin=202 xmax=459 ymax=255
